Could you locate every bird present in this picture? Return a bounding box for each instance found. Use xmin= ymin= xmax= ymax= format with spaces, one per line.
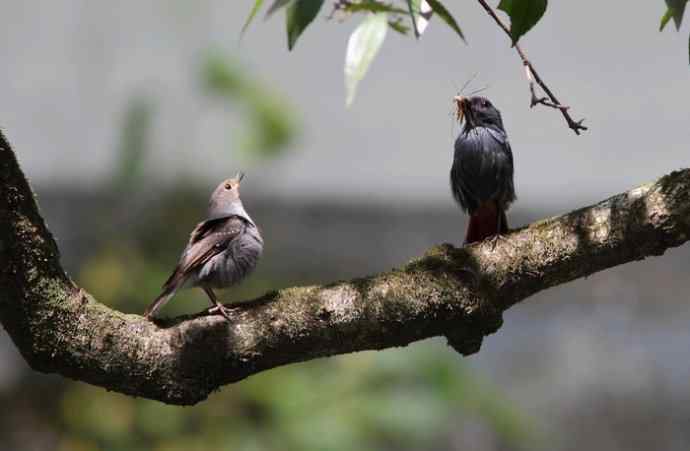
xmin=144 ymin=173 xmax=263 ymax=320
xmin=450 ymin=95 xmax=516 ymax=245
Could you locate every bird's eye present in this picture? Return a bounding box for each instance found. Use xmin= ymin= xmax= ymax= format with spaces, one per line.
xmin=483 ymin=100 xmax=491 ymax=108
xmin=224 ymin=183 xmax=232 ymax=190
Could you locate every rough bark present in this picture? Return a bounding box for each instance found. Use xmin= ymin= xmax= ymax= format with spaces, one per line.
xmin=1 ymin=129 xmax=689 ymax=405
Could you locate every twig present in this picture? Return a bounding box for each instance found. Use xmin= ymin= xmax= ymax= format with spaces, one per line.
xmin=476 ymin=0 xmax=587 ymax=135
xmin=529 ymin=80 xmax=568 ymax=110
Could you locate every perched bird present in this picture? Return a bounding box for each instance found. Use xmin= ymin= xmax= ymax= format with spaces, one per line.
xmin=144 ymin=173 xmax=263 ymax=320
xmin=450 ymin=96 xmax=516 ymax=245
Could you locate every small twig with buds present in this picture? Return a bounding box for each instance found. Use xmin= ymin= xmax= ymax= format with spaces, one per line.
xmin=526 ymin=67 xmax=567 ymax=110
xmin=327 ymin=0 xmax=350 ymax=20
xmin=476 ymin=0 xmax=587 ymax=135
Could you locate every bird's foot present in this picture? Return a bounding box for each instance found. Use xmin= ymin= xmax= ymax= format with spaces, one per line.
xmin=486 ymin=233 xmax=509 ymax=250
xmin=206 ymin=303 xmax=236 ymax=321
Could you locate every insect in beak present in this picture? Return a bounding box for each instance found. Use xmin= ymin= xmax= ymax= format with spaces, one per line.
xmin=454 ymin=96 xmax=464 ymax=122
xmin=454 ymin=95 xmax=472 ymax=123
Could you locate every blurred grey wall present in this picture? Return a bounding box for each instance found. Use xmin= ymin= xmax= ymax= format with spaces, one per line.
xmin=1 ymin=1 xmax=688 ymax=209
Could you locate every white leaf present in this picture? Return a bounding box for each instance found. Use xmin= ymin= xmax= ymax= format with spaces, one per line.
xmin=417 ymin=0 xmax=432 ymax=35
xmin=344 ymin=13 xmax=388 ymax=107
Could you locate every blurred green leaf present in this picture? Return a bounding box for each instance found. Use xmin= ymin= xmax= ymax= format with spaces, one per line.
xmin=112 ymin=97 xmax=152 ymax=192
xmin=136 ymin=401 xmax=187 ymax=438
xmin=286 ymin=0 xmax=325 ymax=50
xmin=203 ymin=55 xmax=298 ymax=158
xmin=660 ymin=7 xmax=674 ymax=31
xmin=241 ymin=0 xmax=265 ymax=37
xmin=497 ymin=0 xmax=548 ymax=45
xmin=665 ymin=0 xmax=688 ymax=30
xmin=345 ymin=13 xmax=388 ymax=106
xmin=266 ymin=0 xmax=293 ymax=18
xmin=425 ymin=0 xmax=465 ymax=42
xmin=61 ymin=384 xmax=136 ymax=442
xmin=387 ymin=17 xmax=410 ymax=35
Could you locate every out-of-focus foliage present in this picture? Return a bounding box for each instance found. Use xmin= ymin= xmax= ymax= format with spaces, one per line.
xmin=111 ymin=97 xmax=153 ymax=194
xmin=242 ymin=0 xmax=266 ymax=37
xmin=56 ymin=340 xmax=536 ymax=451
xmin=203 ymin=55 xmax=298 ymax=158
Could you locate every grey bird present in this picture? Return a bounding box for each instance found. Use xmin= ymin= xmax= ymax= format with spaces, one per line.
xmin=144 ymin=173 xmax=263 ymax=320
xmin=451 ymin=95 xmax=516 ymax=244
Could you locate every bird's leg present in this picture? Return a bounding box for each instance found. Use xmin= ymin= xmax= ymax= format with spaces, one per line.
xmin=202 ymin=286 xmax=234 ymax=321
xmin=488 ymin=208 xmax=509 ymax=250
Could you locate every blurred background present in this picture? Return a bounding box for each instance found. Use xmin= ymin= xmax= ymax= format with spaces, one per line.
xmin=1 ymin=1 xmax=690 ymax=450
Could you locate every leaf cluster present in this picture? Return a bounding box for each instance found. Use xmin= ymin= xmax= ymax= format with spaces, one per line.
xmin=240 ymin=1 xmax=689 ymax=108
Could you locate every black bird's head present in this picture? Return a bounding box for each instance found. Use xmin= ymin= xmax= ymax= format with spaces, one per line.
xmin=454 ymin=95 xmax=504 ymax=131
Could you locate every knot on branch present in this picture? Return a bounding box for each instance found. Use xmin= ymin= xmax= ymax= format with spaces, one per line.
xmin=445 ymin=301 xmax=503 ymax=356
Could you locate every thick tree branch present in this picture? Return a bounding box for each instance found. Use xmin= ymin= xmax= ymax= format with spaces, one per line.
xmin=1 ymin=129 xmax=689 ymax=405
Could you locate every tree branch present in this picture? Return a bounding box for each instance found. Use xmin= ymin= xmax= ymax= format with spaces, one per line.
xmin=476 ymin=0 xmax=588 ymax=135
xmin=1 ymin=129 xmax=689 ymax=405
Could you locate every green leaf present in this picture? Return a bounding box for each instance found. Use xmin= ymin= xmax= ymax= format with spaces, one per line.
xmin=497 ymin=0 xmax=548 ymax=45
xmin=342 ymin=0 xmax=408 ymax=15
xmin=665 ymin=0 xmax=688 ymax=30
xmin=241 ymin=0 xmax=265 ymax=37
xmin=286 ymin=0 xmax=325 ymax=50
xmin=388 ymin=18 xmax=410 ymax=35
xmin=406 ymin=0 xmax=432 ymax=38
xmin=425 ymin=0 xmax=465 ymax=42
xmin=266 ymin=0 xmax=292 ymax=18
xmin=345 ymin=13 xmax=388 ymax=106
xmin=202 ymin=56 xmax=298 ymax=158
xmin=112 ymin=97 xmax=152 ymax=192
xmin=660 ymin=7 xmax=674 ymax=31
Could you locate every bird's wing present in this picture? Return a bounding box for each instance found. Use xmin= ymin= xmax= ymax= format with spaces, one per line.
xmin=161 ymin=216 xmax=246 ymax=291
xmin=452 ymin=127 xmax=514 ymax=209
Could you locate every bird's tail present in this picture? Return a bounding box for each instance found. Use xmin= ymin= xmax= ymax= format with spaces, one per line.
xmin=465 ymin=201 xmax=508 ymax=245
xmin=144 ymin=288 xmax=177 ymax=319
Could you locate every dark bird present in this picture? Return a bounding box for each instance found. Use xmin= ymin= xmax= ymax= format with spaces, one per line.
xmin=451 ymin=96 xmax=516 ymax=245
xmin=144 ymin=174 xmax=263 ymax=320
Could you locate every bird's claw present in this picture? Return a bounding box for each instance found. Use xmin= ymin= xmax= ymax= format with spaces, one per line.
xmin=486 ymin=233 xmax=509 ymax=250
xmin=207 ymin=303 xmax=236 ymax=321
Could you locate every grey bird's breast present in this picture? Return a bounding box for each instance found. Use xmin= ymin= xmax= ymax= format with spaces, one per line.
xmin=197 ymin=225 xmax=263 ymax=289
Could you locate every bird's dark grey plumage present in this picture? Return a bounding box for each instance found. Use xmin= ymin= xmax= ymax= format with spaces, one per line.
xmin=450 ymin=96 xmax=516 ymax=244
xmin=144 ymin=174 xmax=263 ymax=320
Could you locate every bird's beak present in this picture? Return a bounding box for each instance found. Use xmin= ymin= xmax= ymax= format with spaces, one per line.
xmin=236 ymin=172 xmax=245 ymax=183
